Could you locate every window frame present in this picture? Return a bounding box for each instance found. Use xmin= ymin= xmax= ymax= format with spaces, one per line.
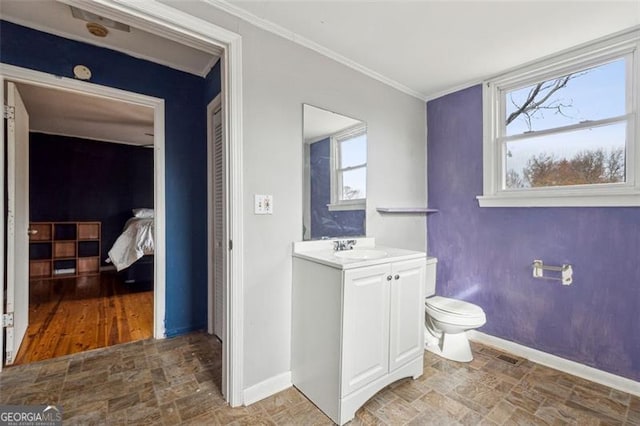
xmin=478 ymin=31 xmax=640 ymax=207
xmin=328 ymin=124 xmax=367 ymax=211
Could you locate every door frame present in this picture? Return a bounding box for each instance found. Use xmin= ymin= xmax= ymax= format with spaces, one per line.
xmin=0 ymin=63 xmax=166 ymax=349
xmin=8 ymin=0 xmax=246 ymax=406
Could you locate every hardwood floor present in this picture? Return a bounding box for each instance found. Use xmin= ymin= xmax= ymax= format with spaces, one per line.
xmin=13 ymin=272 xmax=153 ymax=365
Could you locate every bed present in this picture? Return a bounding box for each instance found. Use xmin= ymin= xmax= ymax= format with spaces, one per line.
xmin=108 ymin=209 xmax=154 ymax=283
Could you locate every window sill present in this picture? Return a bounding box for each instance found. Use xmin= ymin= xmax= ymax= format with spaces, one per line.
xmin=477 ymin=192 xmax=640 ymax=207
xmin=327 ymin=200 xmax=365 ymax=211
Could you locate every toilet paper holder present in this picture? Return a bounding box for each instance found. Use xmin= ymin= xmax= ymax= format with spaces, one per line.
xmin=532 ymin=260 xmax=573 ymax=285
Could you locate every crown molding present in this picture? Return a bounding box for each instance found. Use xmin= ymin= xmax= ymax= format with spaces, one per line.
xmin=204 ymin=0 xmax=427 ymax=101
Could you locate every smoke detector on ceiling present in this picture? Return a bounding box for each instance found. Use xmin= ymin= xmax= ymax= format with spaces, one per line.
xmin=86 ymin=22 xmax=109 ymax=38
xmin=69 ymin=6 xmax=130 ymax=34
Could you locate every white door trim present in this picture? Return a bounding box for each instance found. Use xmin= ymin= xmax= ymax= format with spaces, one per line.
xmin=0 ymin=62 xmax=166 ymax=360
xmin=57 ymin=0 xmax=245 ymax=406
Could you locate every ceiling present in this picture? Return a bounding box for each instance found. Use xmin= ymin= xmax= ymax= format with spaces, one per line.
xmin=15 ymin=83 xmax=154 ymax=146
xmin=0 ymin=0 xmax=217 ymax=146
xmin=206 ymin=0 xmax=640 ymax=100
xmin=2 ymin=0 xmax=638 ymax=144
xmin=0 ymin=0 xmax=219 ymax=77
xmin=303 ymin=104 xmax=362 ymax=142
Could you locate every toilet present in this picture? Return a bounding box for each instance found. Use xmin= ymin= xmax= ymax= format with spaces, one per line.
xmin=424 ymin=258 xmax=486 ymax=362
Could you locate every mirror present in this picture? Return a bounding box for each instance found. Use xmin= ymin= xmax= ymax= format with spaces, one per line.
xmin=303 ymin=104 xmax=367 ymax=240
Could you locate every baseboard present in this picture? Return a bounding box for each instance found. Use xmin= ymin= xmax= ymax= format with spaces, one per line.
xmin=100 ymin=265 xmax=116 ymax=272
xmin=164 ymin=325 xmax=206 ymax=338
xmin=243 ymin=371 xmax=292 ymax=406
xmin=467 ymin=330 xmax=640 ymax=397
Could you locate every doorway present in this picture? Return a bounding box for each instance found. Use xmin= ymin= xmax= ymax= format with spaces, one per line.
xmin=4 ymin=79 xmax=157 ymax=365
xmin=1 ymin=66 xmax=166 ymax=366
xmin=0 ymin=0 xmax=244 ymax=406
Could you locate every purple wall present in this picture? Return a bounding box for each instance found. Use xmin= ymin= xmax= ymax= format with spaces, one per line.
xmin=427 ymin=85 xmax=640 ymax=381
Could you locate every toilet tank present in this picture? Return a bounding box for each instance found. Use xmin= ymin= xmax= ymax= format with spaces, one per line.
xmin=425 ymin=257 xmax=438 ymax=297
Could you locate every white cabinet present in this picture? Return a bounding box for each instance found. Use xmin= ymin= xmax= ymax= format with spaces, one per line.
xmin=292 ymin=255 xmax=426 ymax=425
xmin=388 ymin=260 xmax=427 ymax=371
xmin=341 ymin=264 xmax=390 ymax=395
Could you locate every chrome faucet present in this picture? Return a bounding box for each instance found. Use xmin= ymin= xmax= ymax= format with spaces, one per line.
xmin=333 ymin=239 xmax=357 ymax=251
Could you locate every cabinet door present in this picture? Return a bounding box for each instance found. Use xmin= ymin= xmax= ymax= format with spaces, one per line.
xmin=341 ymin=264 xmax=390 ymax=396
xmin=389 ymin=259 xmax=426 ymax=372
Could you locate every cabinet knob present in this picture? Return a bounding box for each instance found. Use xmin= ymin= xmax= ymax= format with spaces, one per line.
xmin=28 ymin=228 xmax=38 ymax=235
xmin=394 ymin=274 xmax=400 ymax=280
xmin=386 ymin=275 xmax=392 ymax=281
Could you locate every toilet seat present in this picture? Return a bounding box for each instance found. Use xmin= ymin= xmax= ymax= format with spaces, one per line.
xmin=426 ymin=296 xmax=485 ymax=322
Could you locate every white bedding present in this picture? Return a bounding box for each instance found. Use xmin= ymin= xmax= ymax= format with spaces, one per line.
xmin=108 ymin=217 xmax=154 ymax=271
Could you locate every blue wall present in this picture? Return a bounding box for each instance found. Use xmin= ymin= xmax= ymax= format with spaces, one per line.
xmin=205 ymin=60 xmax=222 ymax=104
xmin=427 ymin=85 xmax=640 ymax=381
xmin=30 ymin=133 xmax=153 ymax=265
xmin=1 ymin=20 xmax=222 ymax=336
xmin=309 ymin=138 xmax=365 ymax=239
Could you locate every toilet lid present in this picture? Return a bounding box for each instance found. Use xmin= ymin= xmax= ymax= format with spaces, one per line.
xmin=426 ymin=296 xmax=484 ymax=317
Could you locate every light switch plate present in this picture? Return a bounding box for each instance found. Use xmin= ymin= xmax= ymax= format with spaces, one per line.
xmin=254 ymin=194 xmax=273 ymax=214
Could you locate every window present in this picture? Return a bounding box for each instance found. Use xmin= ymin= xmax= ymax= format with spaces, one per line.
xmin=329 ymin=125 xmax=367 ymax=211
xmin=478 ymin=31 xmax=640 ymax=207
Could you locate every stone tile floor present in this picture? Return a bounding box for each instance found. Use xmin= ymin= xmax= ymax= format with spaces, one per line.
xmin=0 ymin=331 xmax=638 ymax=425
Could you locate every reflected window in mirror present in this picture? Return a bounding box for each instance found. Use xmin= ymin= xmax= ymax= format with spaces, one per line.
xmin=331 ymin=125 xmax=367 ymax=211
xmin=303 ymin=104 xmax=367 ymax=240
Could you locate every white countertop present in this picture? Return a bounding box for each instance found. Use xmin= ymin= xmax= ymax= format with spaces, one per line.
xmin=292 ymin=238 xmax=430 ymax=270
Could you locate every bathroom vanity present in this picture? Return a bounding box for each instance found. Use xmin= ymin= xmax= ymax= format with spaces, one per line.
xmin=291 ymin=238 xmax=426 ymax=425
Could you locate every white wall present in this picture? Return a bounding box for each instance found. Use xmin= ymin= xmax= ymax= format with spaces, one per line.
xmin=162 ymin=1 xmax=426 ymax=390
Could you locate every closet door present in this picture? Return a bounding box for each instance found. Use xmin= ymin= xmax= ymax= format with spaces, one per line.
xmin=213 ymin=105 xmax=225 ymax=340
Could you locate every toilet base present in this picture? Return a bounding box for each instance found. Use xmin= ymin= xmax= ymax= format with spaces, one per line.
xmin=424 ymin=330 xmax=473 ymax=363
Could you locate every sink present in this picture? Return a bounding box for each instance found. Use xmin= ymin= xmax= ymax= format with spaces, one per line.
xmin=334 ymin=249 xmax=388 ymax=260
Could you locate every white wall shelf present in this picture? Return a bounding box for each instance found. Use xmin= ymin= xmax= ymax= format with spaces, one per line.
xmin=376 ymin=207 xmax=438 ymax=214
